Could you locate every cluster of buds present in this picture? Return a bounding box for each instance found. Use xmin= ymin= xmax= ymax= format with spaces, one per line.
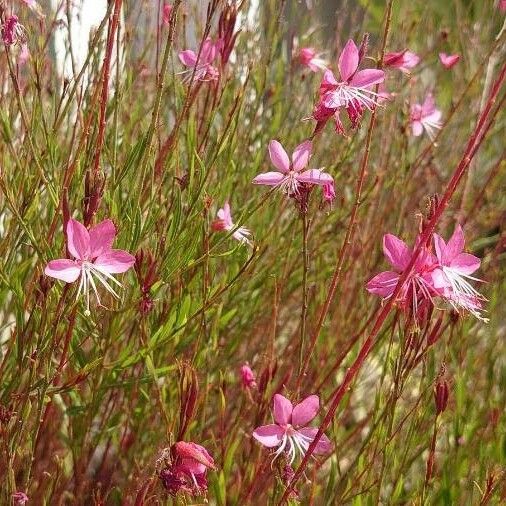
xmin=158 ymin=441 xmax=216 ymax=497
xmin=134 ymin=249 xmax=159 ymax=315
xmin=218 ymin=1 xmax=239 ymax=66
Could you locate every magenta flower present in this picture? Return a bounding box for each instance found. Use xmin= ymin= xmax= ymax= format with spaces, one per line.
xmin=298 ymin=47 xmax=327 ymax=72
xmin=239 ymin=363 xmax=257 ymax=389
xmin=160 ymin=441 xmax=215 ymax=496
xmin=384 ymin=49 xmax=420 ymax=74
xmin=323 ymin=181 xmax=336 ymax=203
xmin=312 ymin=39 xmax=385 ymax=132
xmin=410 ymin=93 xmax=442 ymax=140
xmin=178 ymin=38 xmax=221 ymax=82
xmin=252 ymin=140 xmax=333 ymax=196
xmin=431 ymin=225 xmax=486 ymax=320
xmin=45 ymin=218 xmax=135 ymax=314
xmin=211 ymin=202 xmax=251 ymax=246
xmin=253 ymin=394 xmax=332 ymax=464
xmin=439 ymin=53 xmax=460 ymax=69
xmin=1 ymin=15 xmax=26 ymax=46
xmin=366 ymin=234 xmax=438 ymax=314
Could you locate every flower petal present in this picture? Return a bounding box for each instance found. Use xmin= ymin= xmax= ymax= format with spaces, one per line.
xmin=338 ymin=39 xmax=359 ymax=81
xmin=292 ymin=395 xmax=320 ymax=426
xmin=350 ymin=69 xmax=385 ymax=88
xmin=178 ymin=50 xmax=197 ymax=67
xmin=411 ymin=120 xmax=423 ymax=136
xmin=273 ymin=394 xmax=293 ymax=425
xmin=421 ymin=93 xmax=436 ymax=116
xmin=252 ymin=424 xmax=284 ymax=448
xmin=45 ymin=259 xmax=81 ymax=283
xmin=366 ymin=271 xmax=399 ymax=297
xmin=445 ymin=225 xmax=465 ymax=261
xmin=66 ymin=219 xmax=90 ymax=260
xmin=292 ymin=140 xmax=312 ymax=172
xmin=383 ymin=234 xmax=411 ymax=271
xmin=94 ymin=249 xmax=135 ymax=274
xmin=297 ymin=169 xmax=333 ymax=186
xmin=433 ymin=233 xmax=447 ymax=263
xmin=268 ymin=140 xmax=290 ymax=173
xmin=252 ymin=171 xmax=285 ymax=186
xmin=89 ymin=219 xmax=116 ymax=258
xmin=297 ymin=427 xmax=333 ymax=454
xmin=450 ymin=253 xmax=480 ymax=275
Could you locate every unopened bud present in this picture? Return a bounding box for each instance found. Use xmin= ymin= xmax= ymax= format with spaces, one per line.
xmin=434 ymin=379 xmax=449 ymax=415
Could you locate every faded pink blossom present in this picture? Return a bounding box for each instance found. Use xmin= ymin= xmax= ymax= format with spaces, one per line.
xmin=12 ymin=492 xmax=29 ymax=505
xmin=312 ymin=39 xmax=385 ymax=133
xmin=439 ymin=53 xmax=460 ymax=69
xmin=298 ymin=47 xmax=327 ymax=72
xmin=410 ymin=93 xmax=442 ymax=140
xmin=2 ymin=15 xmax=26 ymax=46
xmin=252 ymin=140 xmax=333 ymax=196
xmin=323 ymin=181 xmax=336 ymax=203
xmin=431 ymin=225 xmax=486 ymax=320
xmin=211 ymin=202 xmax=251 ymax=246
xmin=18 ymin=43 xmax=30 ymax=65
xmin=384 ymin=49 xmax=420 ymax=74
xmin=178 ymin=38 xmax=221 ymax=82
xmin=239 ymin=363 xmax=256 ymax=389
xmin=45 ymin=218 xmax=135 ymax=315
xmin=253 ymin=394 xmax=332 ymax=464
xmin=162 ymin=3 xmax=172 ymax=25
xmin=160 ymin=442 xmax=215 ymax=496
xmin=367 ymin=233 xmax=438 ymax=314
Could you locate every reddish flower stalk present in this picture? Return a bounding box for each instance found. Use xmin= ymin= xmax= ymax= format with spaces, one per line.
xmin=279 ymin=59 xmax=506 ymax=505
xmin=91 ymin=0 xmax=123 ymax=180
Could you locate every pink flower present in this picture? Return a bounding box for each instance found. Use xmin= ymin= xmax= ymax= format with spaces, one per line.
xmin=252 ymin=140 xmax=333 ymax=196
xmin=384 ymin=49 xmax=420 ymax=74
xmin=178 ymin=38 xmax=221 ymax=82
xmin=298 ymin=47 xmax=327 ymax=72
xmin=12 ymin=492 xmax=29 ymax=505
xmin=312 ymin=39 xmax=385 ymax=132
xmin=162 ymin=3 xmax=173 ymax=25
xmin=323 ymin=181 xmax=336 ymax=203
xmin=253 ymin=394 xmax=332 ymax=464
xmin=2 ymin=15 xmax=26 ymax=46
xmin=410 ymin=93 xmax=442 ymax=140
xmin=160 ymin=441 xmax=215 ymax=495
xmin=211 ymin=202 xmax=251 ymax=246
xmin=239 ymin=363 xmax=257 ymax=389
xmin=45 ymin=218 xmax=135 ymax=315
xmin=431 ymin=225 xmax=486 ymax=320
xmin=439 ymin=53 xmax=460 ymax=69
xmin=366 ymin=234 xmax=438 ymax=314
xmin=499 ymin=0 xmax=506 ymax=13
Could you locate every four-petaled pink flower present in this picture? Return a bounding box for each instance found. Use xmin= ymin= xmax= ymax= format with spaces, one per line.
xmin=431 ymin=225 xmax=486 ymax=320
xmin=2 ymin=15 xmax=26 ymax=46
xmin=252 ymin=140 xmax=333 ymax=196
xmin=410 ymin=93 xmax=442 ymax=140
xmin=45 ymin=218 xmax=135 ymax=315
xmin=312 ymin=39 xmax=385 ymax=132
xmin=384 ymin=49 xmax=420 ymax=74
xmin=211 ymin=202 xmax=251 ymax=246
xmin=366 ymin=234 xmax=438 ymax=314
xmin=178 ymin=38 xmax=221 ymax=82
xmin=439 ymin=53 xmax=460 ymax=69
xmin=253 ymin=394 xmax=332 ymax=464
xmin=298 ymin=47 xmax=327 ymax=72
xmin=239 ymin=363 xmax=257 ymax=389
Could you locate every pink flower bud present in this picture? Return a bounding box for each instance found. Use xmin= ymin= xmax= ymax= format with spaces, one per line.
xmin=240 ymin=363 xmax=257 ymax=389
xmin=163 ymin=4 xmax=173 ymax=25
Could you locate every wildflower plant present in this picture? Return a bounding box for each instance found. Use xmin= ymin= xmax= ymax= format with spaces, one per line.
xmin=0 ymin=0 xmax=505 ymax=504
